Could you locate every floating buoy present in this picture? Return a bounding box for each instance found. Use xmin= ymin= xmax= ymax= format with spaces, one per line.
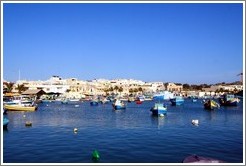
xmin=25 ymin=121 xmax=32 ymax=127
xmin=73 ymin=128 xmax=78 ymax=133
xmin=75 ymin=105 xmax=79 ymax=107
xmin=23 ymin=115 xmax=26 ymax=118
xmin=92 ymin=150 xmax=100 ymax=161
xmin=192 ymin=120 xmax=199 ymax=126
xmin=46 ymin=104 xmax=49 ymax=107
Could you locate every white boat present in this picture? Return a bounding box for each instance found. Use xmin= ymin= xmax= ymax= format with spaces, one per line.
xmin=153 ymin=91 xmax=174 ymax=100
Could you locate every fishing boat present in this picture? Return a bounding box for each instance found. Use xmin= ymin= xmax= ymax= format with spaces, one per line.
xmin=3 ymin=116 xmax=9 ymax=128
xmin=4 ymin=99 xmax=38 ymax=111
xmin=183 ymin=155 xmax=225 ymax=163
xmin=90 ymin=100 xmax=99 ymax=106
xmin=170 ymin=96 xmax=184 ymax=106
xmin=153 ymin=91 xmax=174 ymax=100
xmin=204 ymin=99 xmax=220 ymax=110
xmin=150 ymin=103 xmax=167 ymax=116
xmin=4 ymin=103 xmax=37 ymax=111
xmin=135 ymin=100 xmax=143 ymax=104
xmin=112 ymin=99 xmax=126 ymax=110
xmin=218 ymin=94 xmax=240 ymax=106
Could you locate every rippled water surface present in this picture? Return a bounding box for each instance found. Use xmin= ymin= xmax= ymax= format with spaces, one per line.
xmin=3 ymin=99 xmax=243 ymax=163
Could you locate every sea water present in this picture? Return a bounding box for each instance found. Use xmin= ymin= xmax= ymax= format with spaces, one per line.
xmin=3 ymin=99 xmax=243 ymax=163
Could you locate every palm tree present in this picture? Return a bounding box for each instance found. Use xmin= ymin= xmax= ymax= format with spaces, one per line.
xmin=118 ymin=87 xmax=123 ymax=95
xmin=16 ymin=84 xmax=28 ymax=94
xmin=3 ymin=82 xmax=14 ymax=93
xmin=138 ymin=87 xmax=143 ymax=94
xmin=114 ymin=86 xmax=119 ymax=94
xmin=103 ymin=88 xmax=109 ymax=96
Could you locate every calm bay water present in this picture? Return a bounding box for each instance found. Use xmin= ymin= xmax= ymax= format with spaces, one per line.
xmin=3 ymin=99 xmax=243 ymax=163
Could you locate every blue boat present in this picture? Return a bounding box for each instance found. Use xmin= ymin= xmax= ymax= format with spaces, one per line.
xmin=218 ymin=94 xmax=240 ymax=106
xmin=3 ymin=116 xmax=9 ymax=128
xmin=170 ymin=96 xmax=184 ymax=106
xmin=90 ymin=101 xmax=99 ymax=106
xmin=112 ymin=99 xmax=126 ymax=110
xmin=150 ymin=103 xmax=167 ymax=116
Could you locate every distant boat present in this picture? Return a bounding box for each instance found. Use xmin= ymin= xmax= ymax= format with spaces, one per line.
xmin=170 ymin=96 xmax=184 ymax=106
xmin=3 ymin=116 xmax=9 ymax=128
xmin=218 ymin=94 xmax=240 ymax=106
xmin=135 ymin=100 xmax=143 ymax=104
xmin=112 ymin=99 xmax=126 ymax=110
xmin=183 ymin=155 xmax=225 ymax=163
xmin=204 ymin=99 xmax=220 ymax=110
xmin=153 ymin=91 xmax=174 ymax=100
xmin=150 ymin=103 xmax=167 ymax=116
xmin=90 ymin=100 xmax=99 ymax=106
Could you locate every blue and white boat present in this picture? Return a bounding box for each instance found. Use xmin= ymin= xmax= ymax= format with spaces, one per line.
xmin=170 ymin=96 xmax=184 ymax=106
xmin=153 ymin=91 xmax=174 ymax=100
xmin=150 ymin=103 xmax=167 ymax=116
xmin=3 ymin=116 xmax=9 ymax=128
xmin=90 ymin=100 xmax=99 ymax=106
xmin=112 ymin=99 xmax=126 ymax=110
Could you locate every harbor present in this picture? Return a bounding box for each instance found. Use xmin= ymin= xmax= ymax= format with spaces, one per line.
xmin=3 ymin=97 xmax=243 ymax=163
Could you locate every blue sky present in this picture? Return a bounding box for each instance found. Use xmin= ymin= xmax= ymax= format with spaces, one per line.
xmin=3 ymin=3 xmax=243 ymax=84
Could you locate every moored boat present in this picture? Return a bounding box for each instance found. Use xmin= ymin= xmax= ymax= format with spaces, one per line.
xmin=4 ymin=104 xmax=38 ymax=111
xmin=170 ymin=96 xmax=184 ymax=106
xmin=204 ymin=99 xmax=220 ymax=110
xmin=90 ymin=100 xmax=99 ymax=106
xmin=218 ymin=94 xmax=240 ymax=106
xmin=150 ymin=103 xmax=167 ymax=116
xmin=135 ymin=100 xmax=143 ymax=104
xmin=4 ymin=98 xmax=38 ymax=111
xmin=112 ymin=99 xmax=126 ymax=110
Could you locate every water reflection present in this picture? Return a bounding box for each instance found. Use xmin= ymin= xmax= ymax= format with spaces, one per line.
xmin=150 ymin=115 xmax=166 ymax=129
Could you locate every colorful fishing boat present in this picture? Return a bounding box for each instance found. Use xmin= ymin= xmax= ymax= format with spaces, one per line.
xmin=170 ymin=96 xmax=184 ymax=106
xmin=112 ymin=99 xmax=126 ymax=110
xmin=150 ymin=103 xmax=167 ymax=116
xmin=204 ymin=99 xmax=220 ymax=110
xmin=218 ymin=94 xmax=240 ymax=106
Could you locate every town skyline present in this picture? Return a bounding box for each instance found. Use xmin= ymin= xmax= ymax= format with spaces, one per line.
xmin=3 ymin=2 xmax=243 ymax=84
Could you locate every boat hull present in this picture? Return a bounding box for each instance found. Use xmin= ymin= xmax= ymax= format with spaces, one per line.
xmin=4 ymin=105 xmax=37 ymax=111
xmin=150 ymin=108 xmax=167 ymax=116
xmin=219 ymin=100 xmax=238 ymax=106
xmin=114 ymin=105 xmax=126 ymax=110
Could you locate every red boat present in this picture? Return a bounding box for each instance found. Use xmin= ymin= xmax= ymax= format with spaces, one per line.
xmin=135 ymin=100 xmax=143 ymax=104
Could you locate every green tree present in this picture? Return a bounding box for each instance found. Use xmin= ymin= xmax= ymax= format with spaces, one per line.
xmin=183 ymin=83 xmax=190 ymax=90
